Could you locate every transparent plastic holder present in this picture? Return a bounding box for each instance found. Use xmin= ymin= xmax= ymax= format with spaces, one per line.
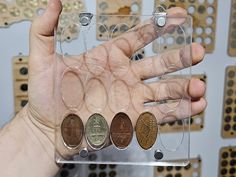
xmin=54 ymin=12 xmax=192 ymax=166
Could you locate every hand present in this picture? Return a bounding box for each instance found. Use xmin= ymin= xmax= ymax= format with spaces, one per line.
xmin=27 ymin=0 xmax=206 ymax=155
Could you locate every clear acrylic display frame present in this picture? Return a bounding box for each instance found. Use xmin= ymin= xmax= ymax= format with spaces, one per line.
xmin=54 ymin=12 xmax=192 ymax=166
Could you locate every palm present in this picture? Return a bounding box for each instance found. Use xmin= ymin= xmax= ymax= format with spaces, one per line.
xmin=28 ymin=38 xmax=148 ymax=127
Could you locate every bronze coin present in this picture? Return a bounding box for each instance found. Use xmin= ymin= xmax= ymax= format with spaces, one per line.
xmin=135 ymin=112 xmax=158 ymax=150
xmin=61 ymin=114 xmax=84 ymax=149
xmin=110 ymin=112 xmax=133 ymax=149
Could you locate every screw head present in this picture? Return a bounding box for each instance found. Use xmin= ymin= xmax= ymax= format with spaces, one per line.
xmin=156 ymin=16 xmax=166 ymax=27
xmin=80 ymin=148 xmax=89 ymax=158
xmin=154 ymin=149 xmax=164 ymax=160
xmin=80 ymin=16 xmax=90 ymax=26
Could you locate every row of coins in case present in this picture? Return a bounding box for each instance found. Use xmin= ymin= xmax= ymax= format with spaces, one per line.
xmin=61 ymin=112 xmax=159 ymax=152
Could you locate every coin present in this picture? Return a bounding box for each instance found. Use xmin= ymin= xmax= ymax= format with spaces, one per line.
xmin=61 ymin=114 xmax=84 ymax=149
xmin=85 ymin=113 xmax=109 ymax=150
xmin=110 ymin=112 xmax=133 ymax=149
xmin=135 ymin=112 xmax=158 ymax=150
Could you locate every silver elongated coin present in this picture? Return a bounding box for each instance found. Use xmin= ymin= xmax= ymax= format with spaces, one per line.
xmin=85 ymin=113 xmax=109 ymax=150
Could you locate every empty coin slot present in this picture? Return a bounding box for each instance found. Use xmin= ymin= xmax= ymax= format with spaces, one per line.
xmin=205 ymin=27 xmax=213 ymax=35
xmin=196 ymin=27 xmax=203 ymax=35
xmin=206 ymin=17 xmax=214 ymax=25
xmin=194 ymin=117 xmax=202 ymax=125
xmin=207 ymin=6 xmax=214 ymax=14
xmin=131 ymin=2 xmax=139 ymax=13
xmin=188 ymin=6 xmax=195 ymax=14
xmin=166 ymin=37 xmax=175 ymax=45
xmin=195 ymin=37 xmax=203 ymax=44
xmin=204 ymin=37 xmax=212 ymax=45
xmin=158 ymin=118 xmax=186 ymax=152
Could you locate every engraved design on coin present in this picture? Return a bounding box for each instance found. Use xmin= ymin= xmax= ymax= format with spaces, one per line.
xmin=110 ymin=112 xmax=133 ymax=149
xmin=135 ymin=112 xmax=158 ymax=150
xmin=85 ymin=113 xmax=109 ymax=150
xmin=61 ymin=114 xmax=84 ymax=149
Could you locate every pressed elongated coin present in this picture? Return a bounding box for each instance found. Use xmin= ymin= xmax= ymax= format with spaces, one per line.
xmin=61 ymin=114 xmax=84 ymax=149
xmin=85 ymin=113 xmax=109 ymax=150
xmin=136 ymin=112 xmax=158 ymax=150
xmin=110 ymin=112 xmax=133 ymax=149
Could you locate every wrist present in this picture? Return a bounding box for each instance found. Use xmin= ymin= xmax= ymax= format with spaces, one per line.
xmin=0 ymin=106 xmax=59 ymax=177
xmin=21 ymin=106 xmax=57 ymax=166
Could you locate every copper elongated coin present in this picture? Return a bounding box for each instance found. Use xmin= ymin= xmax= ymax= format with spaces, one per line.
xmin=110 ymin=112 xmax=133 ymax=149
xmin=85 ymin=113 xmax=109 ymax=150
xmin=136 ymin=112 xmax=158 ymax=150
xmin=61 ymin=114 xmax=84 ymax=149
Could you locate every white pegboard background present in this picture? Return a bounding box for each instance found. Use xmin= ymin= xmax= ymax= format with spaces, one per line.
xmin=0 ymin=0 xmax=236 ymax=177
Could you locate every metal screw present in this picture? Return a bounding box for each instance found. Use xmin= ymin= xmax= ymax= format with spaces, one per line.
xmin=80 ymin=148 xmax=89 ymax=158
xmin=154 ymin=149 xmax=164 ymax=160
xmin=79 ymin=12 xmax=93 ymax=26
xmin=154 ymin=12 xmax=167 ymax=27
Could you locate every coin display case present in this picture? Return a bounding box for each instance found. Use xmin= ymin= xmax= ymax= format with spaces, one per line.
xmin=154 ymin=157 xmax=202 ymax=177
xmin=86 ymin=164 xmax=117 ymax=177
xmin=0 ymin=0 xmax=85 ymax=41
xmin=218 ymin=146 xmax=236 ymax=177
xmin=11 ymin=51 xmax=146 ymax=114
xmin=55 ymin=12 xmax=192 ymax=166
xmin=12 ymin=55 xmax=28 ymax=113
xmin=154 ymin=0 xmax=218 ymax=53
xmin=55 ymin=163 xmax=118 ymax=177
xmin=55 ymin=164 xmax=80 ymax=177
xmin=160 ymin=74 xmax=206 ymax=133
xmin=96 ymin=0 xmax=142 ymax=40
xmin=228 ymin=0 xmax=236 ymax=56
xmin=221 ymin=66 xmax=236 ymax=138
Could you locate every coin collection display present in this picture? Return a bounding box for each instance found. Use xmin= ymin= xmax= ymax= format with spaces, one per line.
xmin=61 ymin=112 xmax=159 ymax=151
xmin=0 ymin=0 xmax=85 ymax=41
xmin=12 ymin=55 xmax=28 ymax=113
xmin=160 ymin=74 xmax=206 ymax=133
xmin=218 ymin=146 xmax=236 ymax=177
xmin=154 ymin=157 xmax=202 ymax=177
xmin=228 ymin=0 xmax=236 ymax=56
xmin=96 ymin=0 xmax=142 ymax=40
xmin=154 ymin=0 xmax=218 ymax=53
xmin=87 ymin=164 xmax=117 ymax=177
xmin=55 ymin=164 xmax=80 ymax=177
xmin=221 ymin=66 xmax=236 ymax=138
xmin=55 ymin=10 xmax=193 ymax=164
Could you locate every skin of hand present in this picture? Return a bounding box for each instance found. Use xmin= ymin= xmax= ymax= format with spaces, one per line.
xmin=27 ymin=0 xmax=207 ymax=156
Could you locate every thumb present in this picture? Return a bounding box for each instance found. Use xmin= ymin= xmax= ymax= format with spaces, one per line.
xmin=30 ymin=0 xmax=62 ymax=56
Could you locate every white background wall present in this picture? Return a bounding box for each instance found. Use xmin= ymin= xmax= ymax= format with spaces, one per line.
xmin=1 ymin=0 xmax=236 ymax=177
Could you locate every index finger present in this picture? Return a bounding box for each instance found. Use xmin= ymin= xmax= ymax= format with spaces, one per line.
xmin=110 ymin=7 xmax=188 ymax=57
